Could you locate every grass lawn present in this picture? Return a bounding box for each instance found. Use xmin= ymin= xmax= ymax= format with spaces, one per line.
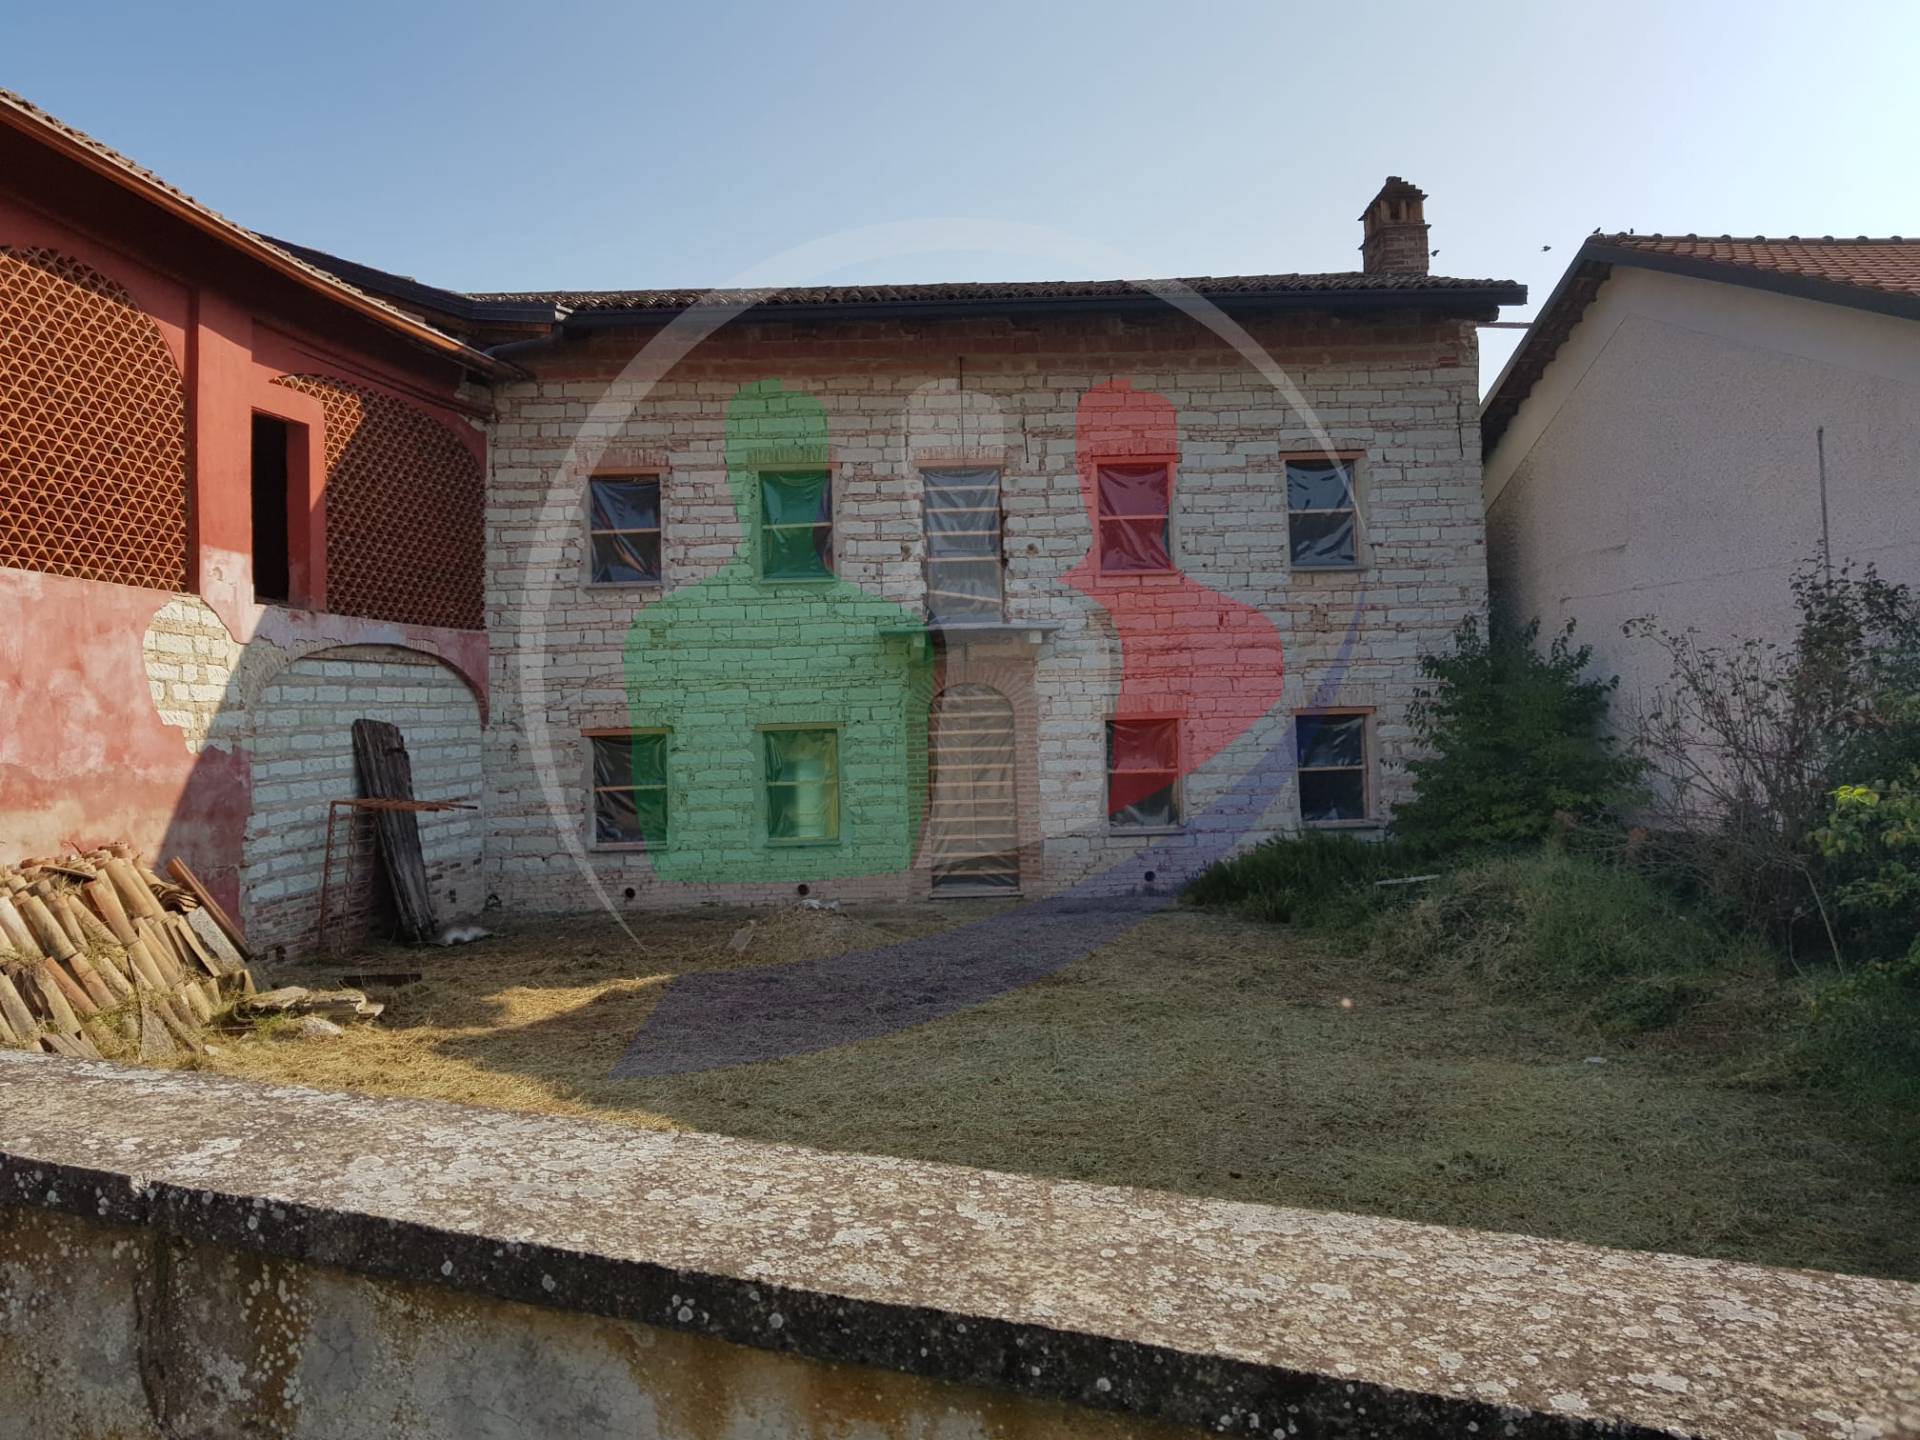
xmin=191 ymin=901 xmax=1920 ymax=1281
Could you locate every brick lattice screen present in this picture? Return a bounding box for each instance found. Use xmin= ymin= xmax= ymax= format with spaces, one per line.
xmin=0 ymin=247 xmax=189 ymax=590
xmin=273 ymin=375 xmax=483 ymax=631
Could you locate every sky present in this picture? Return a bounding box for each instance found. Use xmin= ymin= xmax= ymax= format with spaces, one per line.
xmin=7 ymin=0 xmax=1919 ymax=392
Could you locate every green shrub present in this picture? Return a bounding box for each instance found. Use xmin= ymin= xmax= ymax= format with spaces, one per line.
xmin=1393 ymin=617 xmax=1640 ymax=852
xmin=1800 ymin=942 xmax=1920 ymax=1166
xmin=1184 ymin=831 xmax=1432 ymax=928
xmin=1813 ymin=770 xmax=1920 ymax=963
xmin=1631 ymin=560 xmax=1920 ymax=952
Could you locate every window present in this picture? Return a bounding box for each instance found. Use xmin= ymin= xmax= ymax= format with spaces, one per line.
xmin=1107 ymin=718 xmax=1180 ymax=828
xmin=250 ymin=415 xmax=292 ymax=604
xmin=1286 ymin=458 xmax=1360 ymax=568
xmin=590 ymin=731 xmax=669 ymax=846
xmin=1096 ymin=463 xmax=1173 ymax=573
xmin=922 ymin=467 xmax=1002 ymax=623
xmin=760 ymin=469 xmax=833 ymax=580
xmin=764 ymin=727 xmax=840 ymax=842
xmin=588 ymin=475 xmax=663 ymax=584
xmin=1296 ymin=711 xmax=1369 ymax=823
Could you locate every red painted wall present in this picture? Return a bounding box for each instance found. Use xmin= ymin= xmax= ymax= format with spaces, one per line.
xmin=0 ymin=175 xmax=488 ymax=917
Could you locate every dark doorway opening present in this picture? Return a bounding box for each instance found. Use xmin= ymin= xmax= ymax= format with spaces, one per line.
xmin=251 ymin=414 xmax=292 ymax=604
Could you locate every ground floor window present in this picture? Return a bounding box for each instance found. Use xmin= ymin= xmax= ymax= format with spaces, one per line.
xmin=1107 ymin=717 xmax=1181 ymax=828
xmin=1295 ymin=710 xmax=1370 ymax=823
xmin=764 ymin=726 xmax=840 ymax=842
xmin=590 ymin=730 xmax=669 ymax=845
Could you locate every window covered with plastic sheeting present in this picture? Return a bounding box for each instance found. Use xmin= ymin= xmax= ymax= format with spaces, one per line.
xmin=760 ymin=469 xmax=834 ymax=579
xmin=1107 ymin=717 xmax=1181 ymax=828
xmin=591 ymin=731 xmax=669 ymax=845
xmin=588 ymin=475 xmax=663 ymax=584
xmin=928 ymin=685 xmax=1019 ymax=891
xmin=1295 ymin=711 xmax=1369 ymax=823
xmin=764 ymin=727 xmax=840 ymax=842
xmin=1286 ymin=459 xmax=1359 ymax=568
xmin=922 ymin=468 xmax=1003 ymax=623
xmin=1096 ymin=463 xmax=1173 ymax=573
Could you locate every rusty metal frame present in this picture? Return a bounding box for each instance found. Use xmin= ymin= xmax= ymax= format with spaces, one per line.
xmin=315 ymin=797 xmax=476 ymax=956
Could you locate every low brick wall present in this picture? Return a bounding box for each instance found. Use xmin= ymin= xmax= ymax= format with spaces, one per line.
xmin=1 ymin=1057 xmax=1915 ymax=1438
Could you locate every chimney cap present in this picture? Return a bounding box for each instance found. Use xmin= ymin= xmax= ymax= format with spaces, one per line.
xmin=1358 ymin=175 xmax=1428 ymax=222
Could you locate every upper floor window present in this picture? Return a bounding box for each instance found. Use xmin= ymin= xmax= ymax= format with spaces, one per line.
xmin=923 ymin=467 xmax=1003 ymax=623
xmin=588 ymin=474 xmax=662 ymax=584
xmin=590 ymin=730 xmax=669 ymax=846
xmin=760 ymin=469 xmax=834 ymax=580
xmin=1096 ymin=463 xmax=1173 ymax=573
xmin=1285 ymin=458 xmax=1360 ymax=568
xmin=1295 ymin=710 xmax=1370 ymax=823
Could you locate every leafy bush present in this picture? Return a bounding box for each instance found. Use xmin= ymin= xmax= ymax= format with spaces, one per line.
xmin=1392 ymin=616 xmax=1640 ymax=852
xmin=1183 ymin=831 xmax=1432 ymax=928
xmin=1631 ymin=560 xmax=1920 ymax=954
xmin=1814 ymin=771 xmax=1920 ymax=961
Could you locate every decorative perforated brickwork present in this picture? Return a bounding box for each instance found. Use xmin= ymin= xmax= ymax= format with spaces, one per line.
xmin=273 ymin=375 xmax=483 ymax=630
xmin=0 ymin=248 xmax=189 ymax=590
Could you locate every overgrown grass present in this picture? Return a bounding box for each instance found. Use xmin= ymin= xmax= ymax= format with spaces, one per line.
xmin=1190 ymin=839 xmax=1920 ymax=1175
xmin=1370 ymin=850 xmax=1778 ymax=1031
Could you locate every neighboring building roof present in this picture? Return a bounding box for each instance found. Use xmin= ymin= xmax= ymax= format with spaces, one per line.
xmin=262 ymin=236 xmax=566 ymax=331
xmin=0 ymin=90 xmax=509 ymax=376
xmin=1483 ymin=233 xmax=1920 ymax=451
xmin=1602 ymin=233 xmax=1920 ymax=302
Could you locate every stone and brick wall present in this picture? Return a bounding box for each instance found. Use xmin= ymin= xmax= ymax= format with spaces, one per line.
xmin=241 ymin=645 xmax=484 ymax=956
xmin=485 ymin=308 xmax=1486 ymax=908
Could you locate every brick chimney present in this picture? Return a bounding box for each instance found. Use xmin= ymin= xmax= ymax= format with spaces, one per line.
xmin=1359 ymin=176 xmax=1430 ymax=275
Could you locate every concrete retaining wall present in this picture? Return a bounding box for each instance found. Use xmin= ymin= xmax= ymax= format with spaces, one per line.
xmin=0 ymin=1055 xmax=1914 ymax=1439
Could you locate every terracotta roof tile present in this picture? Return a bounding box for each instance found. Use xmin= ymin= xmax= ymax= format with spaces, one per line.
xmin=1599 ymin=233 xmax=1920 ymax=301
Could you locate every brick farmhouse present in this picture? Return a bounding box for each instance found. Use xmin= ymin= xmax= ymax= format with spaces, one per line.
xmin=0 ymin=93 xmax=1523 ymax=953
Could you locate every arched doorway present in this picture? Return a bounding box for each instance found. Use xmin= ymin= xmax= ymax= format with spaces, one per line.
xmin=927 ymin=684 xmax=1019 ymax=893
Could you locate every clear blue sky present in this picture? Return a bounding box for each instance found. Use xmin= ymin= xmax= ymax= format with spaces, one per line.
xmin=8 ymin=0 xmax=1918 ymax=391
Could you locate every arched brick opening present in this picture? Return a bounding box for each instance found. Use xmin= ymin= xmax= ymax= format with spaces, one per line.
xmin=240 ymin=643 xmax=484 ymax=958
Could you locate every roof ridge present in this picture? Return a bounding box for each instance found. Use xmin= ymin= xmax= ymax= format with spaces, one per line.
xmin=462 ymin=271 xmax=1526 ymax=312
xmin=1602 ymin=232 xmax=1916 ymax=245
